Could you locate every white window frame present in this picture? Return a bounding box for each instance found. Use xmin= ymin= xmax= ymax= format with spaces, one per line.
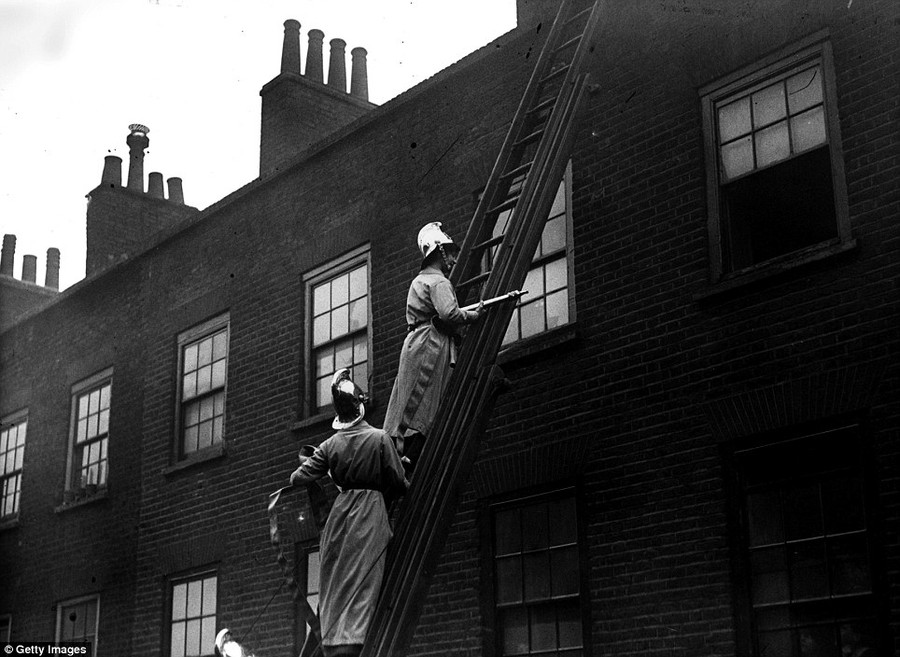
xmin=0 ymin=409 xmax=28 ymax=521
xmin=175 ymin=314 xmax=230 ymax=461
xmin=699 ymin=31 xmax=852 ymax=286
xmin=303 ymin=245 xmax=372 ymax=417
xmin=55 ymin=594 xmax=100 ymax=656
xmin=168 ymin=570 xmax=218 ymax=657
xmin=65 ymin=368 xmax=113 ymax=497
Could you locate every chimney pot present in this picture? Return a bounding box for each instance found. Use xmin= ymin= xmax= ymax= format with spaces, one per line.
xmin=126 ymin=124 xmax=150 ymax=192
xmin=22 ymin=255 xmax=37 ymax=283
xmin=327 ymin=38 xmax=347 ymax=92
xmin=1 ymin=234 xmax=15 ymax=276
xmin=101 ymin=155 xmax=122 ymax=187
xmin=305 ymin=29 xmax=325 ymax=83
xmin=281 ymin=19 xmax=302 ymax=74
xmin=167 ymin=177 xmax=185 ymax=205
xmin=148 ymin=172 xmax=165 ymax=198
xmin=45 ymin=248 xmax=60 ymax=290
xmin=350 ymin=47 xmax=369 ymax=101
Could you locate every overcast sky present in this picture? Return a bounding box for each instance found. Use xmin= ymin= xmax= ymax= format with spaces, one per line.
xmin=0 ymin=0 xmax=516 ymax=291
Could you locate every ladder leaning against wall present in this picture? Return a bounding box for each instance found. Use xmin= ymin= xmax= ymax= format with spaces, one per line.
xmin=360 ymin=1 xmax=602 ymax=655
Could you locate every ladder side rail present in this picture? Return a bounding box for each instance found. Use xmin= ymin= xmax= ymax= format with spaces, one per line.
xmin=363 ymin=78 xmax=592 ymax=657
xmin=452 ymin=0 xmax=576 ymax=296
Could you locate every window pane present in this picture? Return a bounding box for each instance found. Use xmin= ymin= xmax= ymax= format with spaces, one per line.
xmin=184 ymin=344 xmax=198 ymax=372
xmin=170 ymin=622 xmax=186 ymax=657
xmin=523 ymin=267 xmax=545 ymax=300
xmin=500 ymin=607 xmax=528 ymax=655
xmin=182 ymin=372 xmax=197 ymax=400
xmin=99 ymin=384 xmax=111 ymax=410
xmin=502 ymin=311 xmax=520 ymax=346
xmin=787 ymin=66 xmax=822 ymax=114
xmin=791 ymin=107 xmax=826 ymax=153
xmin=186 ymin=580 xmax=202 ymax=617
xmin=752 ymin=83 xmax=787 ymax=127
xmin=200 ymin=397 xmax=215 ymax=422
xmin=531 ymin=605 xmax=556 ymax=651
xmin=750 ymin=547 xmax=789 ymax=605
xmin=548 ymin=179 xmax=566 ymax=219
xmin=313 ymin=281 xmax=331 ymax=316
xmin=349 ymin=299 xmax=367 ymax=331
xmin=316 ymin=348 xmax=334 ymax=378
xmin=307 ymin=551 xmax=321 ymax=595
xmin=332 ymin=273 xmax=349 ymax=307
xmin=789 ymin=541 xmax=828 ymax=600
xmin=353 ymin=361 xmax=369 ymax=392
xmin=335 ymin=339 xmax=353 ymax=370
xmin=87 ymin=414 xmax=99 ymax=440
xmin=200 ymin=618 xmax=217 ymax=656
xmin=353 ymin=336 xmax=367 ymax=364
xmin=313 ymin=314 xmax=330 ymax=347
xmin=546 ymin=291 xmax=568 ymax=330
xmin=721 ymin=136 xmax=753 ymax=179
xmin=214 ymin=392 xmax=225 ymax=416
xmin=549 ymin=496 xmax=577 ymax=545
xmin=197 ymin=338 xmax=212 ymax=367
xmin=211 ymin=359 xmax=227 ymax=389
xmin=184 ymin=426 xmax=199 ymax=454
xmin=718 ymin=97 xmax=752 ymax=142
xmin=212 ymin=331 xmax=227 ymax=361
xmin=77 ymin=419 xmax=87 ymax=443
xmin=184 ymin=619 xmax=201 ymax=656
xmin=558 ymin=601 xmax=582 ymax=648
xmin=496 ymin=556 xmax=522 ymax=605
xmin=523 ymin=552 xmax=551 ymax=601
xmin=520 ymin=299 xmax=546 ymax=340
xmin=331 ymin=306 xmax=349 ymax=339
xmin=551 ymin=546 xmax=580 ymax=597
xmin=196 ymin=365 xmax=212 ymax=396
xmin=78 ymin=395 xmax=89 ymax=419
xmin=203 ymin=577 xmax=217 ymax=613
xmin=98 ymin=409 xmax=109 ymax=436
xmin=212 ymin=417 xmax=224 ymax=443
xmin=758 ymin=629 xmax=791 ymax=657
xmin=198 ymin=421 xmax=213 ymax=449
xmin=349 ymin=266 xmax=367 ymax=300
xmin=784 ymin=484 xmax=823 ymax=541
xmin=172 ymin=583 xmax=187 ymax=620
xmin=545 ymin=258 xmax=567 ymax=293
xmin=495 ymin=508 xmax=521 ymax=555
xmin=542 ymin=215 xmax=566 ymax=256
xmin=317 ymin=376 xmax=331 ymax=410
xmin=88 ymin=390 xmax=100 ymax=415
xmin=823 ymin=476 xmax=865 ymax=534
xmin=755 ymin=120 xmax=790 ymax=168
xmin=747 ymin=491 xmax=784 ymax=546
xmin=828 ymin=535 xmax=871 ymax=595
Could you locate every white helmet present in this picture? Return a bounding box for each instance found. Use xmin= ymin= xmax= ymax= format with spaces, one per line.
xmin=215 ymin=629 xmax=248 ymax=657
xmin=417 ymin=222 xmax=458 ymax=267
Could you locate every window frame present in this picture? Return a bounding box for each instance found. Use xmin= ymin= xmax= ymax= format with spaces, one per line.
xmin=174 ymin=313 xmax=230 ymax=463
xmin=65 ymin=368 xmax=113 ymax=500
xmin=165 ymin=569 xmax=219 ymax=657
xmin=699 ymin=30 xmax=852 ymax=289
xmin=479 ymin=481 xmax=591 ymax=657
xmin=722 ymin=420 xmax=886 ymax=657
xmin=0 ymin=409 xmax=28 ymax=522
xmin=55 ymin=594 xmax=100 ymax=656
xmin=302 ymin=244 xmax=372 ymax=420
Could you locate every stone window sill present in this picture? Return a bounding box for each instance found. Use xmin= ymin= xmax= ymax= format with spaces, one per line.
xmin=497 ymin=323 xmax=580 ymax=367
xmin=164 ymin=442 xmax=226 ymax=476
xmin=694 ymin=238 xmax=858 ymax=301
xmin=56 ymin=487 xmax=109 ymax=513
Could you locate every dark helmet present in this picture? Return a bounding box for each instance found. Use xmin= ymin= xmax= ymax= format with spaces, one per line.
xmin=331 ymin=368 xmax=367 ymax=430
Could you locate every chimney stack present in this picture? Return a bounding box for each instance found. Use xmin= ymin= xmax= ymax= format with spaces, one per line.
xmin=45 ymin=248 xmax=60 ymax=290
xmin=101 ymin=155 xmax=122 ymax=187
xmin=327 ymin=38 xmax=347 ymax=92
xmin=148 ymin=172 xmax=165 ymax=199
xmin=167 ymin=177 xmax=185 ymax=205
xmin=306 ymin=29 xmax=325 ymax=83
xmin=126 ymin=124 xmax=150 ymax=192
xmin=350 ymin=47 xmax=369 ymax=101
xmin=22 ymin=255 xmax=37 ymax=284
xmin=1 ymin=234 xmax=15 ymax=276
xmin=281 ymin=19 xmax=302 ymax=74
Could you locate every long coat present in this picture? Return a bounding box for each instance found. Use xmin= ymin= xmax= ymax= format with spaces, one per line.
xmin=290 ymin=420 xmax=408 ymax=648
xmin=383 ymin=265 xmax=479 ymax=444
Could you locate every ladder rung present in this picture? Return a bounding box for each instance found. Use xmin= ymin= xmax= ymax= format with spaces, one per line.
xmin=500 ymin=160 xmax=534 ymax=181
xmin=489 ymin=194 xmax=520 ymax=216
xmin=541 ymin=64 xmax=570 ymax=85
xmin=458 ymin=271 xmax=490 ymax=290
xmin=514 ymin=128 xmax=544 ymax=148
xmin=566 ymin=6 xmax=593 ymax=27
xmin=528 ymin=97 xmax=556 ymax=117
xmin=473 ymin=234 xmax=504 ymax=253
xmin=553 ymin=35 xmax=581 ymax=55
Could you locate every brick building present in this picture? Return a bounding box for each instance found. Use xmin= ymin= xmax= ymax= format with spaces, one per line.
xmin=1 ymin=1 xmax=897 ymax=656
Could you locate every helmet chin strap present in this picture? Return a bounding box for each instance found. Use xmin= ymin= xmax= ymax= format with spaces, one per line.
xmin=437 ymin=243 xmax=454 ymax=275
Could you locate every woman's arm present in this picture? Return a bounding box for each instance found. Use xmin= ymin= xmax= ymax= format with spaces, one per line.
xmin=431 ymin=279 xmax=481 ymax=326
xmin=289 ymin=444 xmax=330 ymax=486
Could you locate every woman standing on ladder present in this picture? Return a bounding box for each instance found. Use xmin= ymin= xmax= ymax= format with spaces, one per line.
xmin=383 ymin=222 xmax=483 ymax=467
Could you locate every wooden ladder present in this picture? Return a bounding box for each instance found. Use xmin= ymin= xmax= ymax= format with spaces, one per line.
xmin=360 ymin=1 xmax=602 ymax=655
